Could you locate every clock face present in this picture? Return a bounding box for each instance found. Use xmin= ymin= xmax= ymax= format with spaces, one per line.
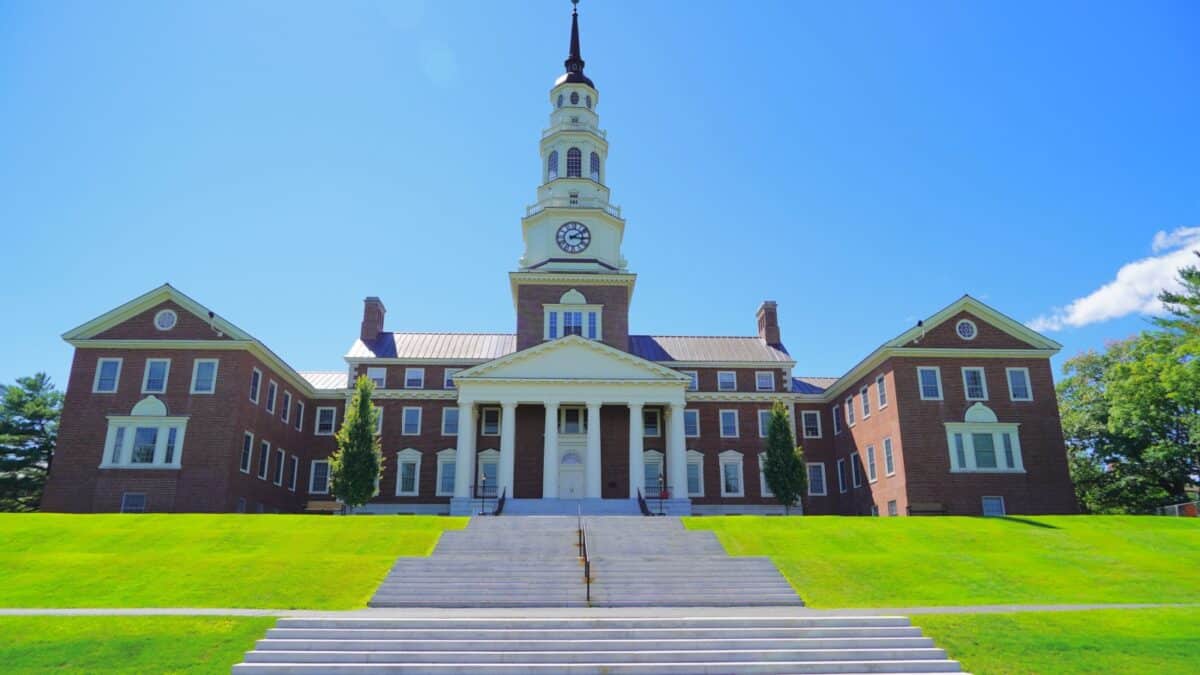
xmin=556 ymin=221 xmax=591 ymax=254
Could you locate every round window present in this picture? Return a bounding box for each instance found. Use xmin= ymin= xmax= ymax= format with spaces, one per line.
xmin=956 ymin=319 xmax=977 ymax=340
xmin=570 ymin=91 xmax=579 ymax=105
xmin=154 ymin=309 xmax=178 ymax=331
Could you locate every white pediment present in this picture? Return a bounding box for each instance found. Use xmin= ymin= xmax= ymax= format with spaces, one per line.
xmin=458 ymin=335 xmax=687 ymax=382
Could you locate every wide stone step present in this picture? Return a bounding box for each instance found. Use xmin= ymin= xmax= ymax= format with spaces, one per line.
xmin=234 ymin=658 xmax=960 ymax=667
xmin=266 ymin=626 xmax=926 ymax=640
xmin=243 ymin=647 xmax=950 ymax=664
xmin=275 ymin=617 xmax=913 ymax=630
xmin=254 ymin=637 xmax=937 ymax=651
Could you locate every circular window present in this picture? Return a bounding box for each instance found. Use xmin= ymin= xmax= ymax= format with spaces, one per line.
xmin=569 ymin=91 xmax=579 ymax=105
xmin=956 ymin=319 xmax=977 ymax=340
xmin=556 ymin=93 xmax=563 ymax=108
xmin=154 ymin=309 xmax=178 ymax=331
xmin=585 ymin=94 xmax=592 ymax=109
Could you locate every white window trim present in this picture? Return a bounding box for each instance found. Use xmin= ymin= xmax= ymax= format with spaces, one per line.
xmin=315 ymin=406 xmax=336 ymax=436
xmin=680 ymin=370 xmax=699 ymax=391
xmin=719 ymin=450 xmax=745 ymax=498
xmin=845 ymin=396 xmax=856 ymax=427
xmin=801 ymin=410 xmax=822 ymax=439
xmin=239 ymin=431 xmax=254 ymax=474
xmin=93 ymin=357 xmax=123 ymax=394
xmin=755 ymin=371 xmax=775 ymax=392
xmin=982 ymin=495 xmax=1007 ymax=517
xmin=945 ymin=423 xmax=1026 ymax=473
xmin=99 ymin=416 xmax=188 ymax=470
xmin=404 ymin=367 xmax=425 ymax=389
xmin=265 ymin=380 xmax=278 ymax=412
xmin=836 ymin=458 xmax=847 ymax=493
xmin=257 ymin=440 xmax=270 ymax=480
xmin=866 ymin=445 xmax=878 ymax=483
xmin=249 ymin=368 xmax=262 ymax=404
xmin=717 ymin=371 xmax=737 ymax=392
xmin=860 ymin=386 xmax=870 ymax=419
xmin=832 ymin=405 xmax=842 ymax=435
xmin=643 ymin=409 xmax=662 ymax=438
xmin=719 ymin=409 xmax=739 ymax=438
xmin=808 ymin=462 xmax=827 ymax=496
xmin=141 ymin=358 xmax=171 ymax=395
xmin=435 ymin=448 xmax=457 ymax=496
xmin=477 ymin=448 xmax=500 ymax=486
xmin=642 ymin=449 xmax=665 ymax=495
xmin=272 ymin=448 xmax=286 ymax=485
xmin=758 ymin=452 xmax=773 ymax=498
xmin=543 ymin=304 xmax=604 ymax=340
xmin=851 ymin=451 xmax=862 ymax=488
xmin=884 ymin=437 xmax=896 ymax=476
xmin=190 ymin=359 xmax=219 ymax=395
xmin=918 ymin=366 xmax=944 ymax=401
xmin=757 ymin=409 xmax=772 ymax=439
xmin=294 ymin=402 xmax=304 ymax=431
xmin=443 ymin=368 xmax=461 ymax=389
xmin=683 ymin=409 xmax=700 ymax=438
xmin=367 ymin=367 xmax=387 ymax=389
xmin=482 ymin=407 xmax=502 ymax=436
xmin=395 ymin=448 xmax=422 ymax=496
xmin=1006 ymin=367 xmax=1033 ymax=401
xmin=962 ymin=367 xmax=989 ymax=401
xmin=401 ymin=406 xmax=422 ymax=436
xmin=876 ymin=374 xmax=888 ymax=409
xmin=441 ymin=407 xmax=459 ymax=436
xmin=309 ymin=459 xmax=330 ymax=495
xmin=957 ymin=318 xmax=979 ymax=341
xmin=374 ymin=406 xmax=383 ymax=435
xmin=281 ymin=391 xmax=292 ymax=423
xmin=686 ymin=449 xmax=705 ymax=497
xmin=288 ymin=455 xmax=299 ymax=492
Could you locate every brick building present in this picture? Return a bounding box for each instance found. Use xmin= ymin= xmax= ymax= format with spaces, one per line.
xmin=42 ymin=5 xmax=1076 ymax=517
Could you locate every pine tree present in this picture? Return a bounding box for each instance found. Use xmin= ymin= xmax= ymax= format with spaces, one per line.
xmin=762 ymin=400 xmax=807 ymax=514
xmin=329 ymin=375 xmax=382 ymax=509
xmin=0 ymin=373 xmax=63 ymax=512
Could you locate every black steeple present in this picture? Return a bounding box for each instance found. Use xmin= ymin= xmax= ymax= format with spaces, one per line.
xmin=558 ymin=0 xmax=595 ymax=88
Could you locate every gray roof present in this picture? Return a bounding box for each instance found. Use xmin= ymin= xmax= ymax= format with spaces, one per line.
xmin=628 ymin=335 xmax=792 ymax=363
xmin=348 ymin=333 xmax=518 ymax=361
xmin=792 ymin=376 xmax=838 ymax=395
xmin=299 ymin=371 xmax=349 ymax=390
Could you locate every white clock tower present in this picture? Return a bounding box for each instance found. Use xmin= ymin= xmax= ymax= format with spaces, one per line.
xmin=518 ymin=0 xmax=626 ymax=274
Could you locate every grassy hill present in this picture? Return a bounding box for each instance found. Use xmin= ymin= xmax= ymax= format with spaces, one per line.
xmin=684 ymin=515 xmax=1200 ymax=608
xmin=0 ymin=513 xmax=466 ymax=609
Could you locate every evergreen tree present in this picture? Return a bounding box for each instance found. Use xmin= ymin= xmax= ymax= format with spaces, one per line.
xmin=0 ymin=373 xmax=63 ymax=512
xmin=762 ymin=400 xmax=807 ymax=514
xmin=329 ymin=375 xmax=382 ymax=509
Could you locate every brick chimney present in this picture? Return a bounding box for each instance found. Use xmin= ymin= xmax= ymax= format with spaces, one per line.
xmin=360 ymin=296 xmax=386 ymax=343
xmin=756 ymin=300 xmax=781 ymax=346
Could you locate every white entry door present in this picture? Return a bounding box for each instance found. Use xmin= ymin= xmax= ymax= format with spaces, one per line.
xmin=558 ymin=452 xmax=584 ymax=499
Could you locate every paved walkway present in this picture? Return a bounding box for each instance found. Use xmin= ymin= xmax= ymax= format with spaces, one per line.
xmin=2 ymin=602 xmax=1195 ymax=617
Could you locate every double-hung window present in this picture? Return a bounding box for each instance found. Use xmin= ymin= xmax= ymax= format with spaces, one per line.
xmin=239 ymin=432 xmax=253 ymax=473
xmin=717 ymin=371 xmax=737 ymax=392
xmin=404 ymin=368 xmax=425 ymax=389
xmin=643 ymin=409 xmax=661 ymax=437
xmin=801 ymin=410 xmax=821 ymax=438
xmin=719 ymin=409 xmax=739 ymax=438
xmin=402 ymin=407 xmax=422 ymax=435
xmin=755 ymin=371 xmax=775 ymax=391
xmin=281 ymin=392 xmax=292 ymax=423
xmin=719 ymin=451 xmax=744 ymax=497
xmin=367 ymin=367 xmax=387 ymax=388
xmin=866 ymin=445 xmax=878 ymax=482
xmin=142 ymin=359 xmax=170 ymax=394
xmin=294 ymin=402 xmax=304 ymax=431
xmin=482 ymin=407 xmax=502 ymax=435
xmin=257 ymin=441 xmax=270 ymax=480
xmin=309 ymin=460 xmax=330 ymax=494
xmin=860 ymin=386 xmax=870 ymax=418
xmin=918 ymin=366 xmax=943 ymax=400
xmin=850 ymin=452 xmax=863 ymax=488
xmin=395 ymin=449 xmax=421 ymax=496
xmin=443 ymin=368 xmax=461 ymax=389
xmin=273 ymin=448 xmax=285 ymax=485
xmin=683 ymin=409 xmax=700 ymax=437
xmin=265 ymin=381 xmax=278 ymax=413
xmin=190 ymin=359 xmax=218 ymax=394
xmin=288 ymin=456 xmax=298 ymax=491
xmin=832 ymin=405 xmax=843 ymax=434
xmin=884 ymin=437 xmax=896 ymax=476
xmin=686 ymin=451 xmax=704 ymax=497
xmin=681 ymin=370 xmax=699 ymax=391
xmin=845 ymin=396 xmax=856 ymax=426
xmin=249 ymin=368 xmax=262 ymax=403
xmin=435 ymin=449 xmax=456 ymax=496
xmin=946 ymin=426 xmax=1024 ymax=473
xmin=559 ymin=407 xmax=583 ymax=435
xmin=836 ymin=458 xmax=847 ymax=493
xmin=1007 ymin=367 xmax=1032 ymax=401
xmin=442 ymin=407 xmax=459 ymax=435
xmin=315 ymin=407 xmax=336 ymax=435
xmin=876 ymin=374 xmax=888 ymax=408
xmin=962 ymin=367 xmax=988 ymax=401
xmin=807 ymin=463 xmax=827 ymax=496
xmin=757 ymin=409 xmax=772 ymax=438
xmin=94 ymin=358 xmax=122 ymax=393
xmin=563 ymin=311 xmax=583 ymax=336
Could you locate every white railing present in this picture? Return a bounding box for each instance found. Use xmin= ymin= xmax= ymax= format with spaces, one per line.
xmin=542 ymin=123 xmax=606 ymax=139
xmin=526 ymin=198 xmax=621 ymax=218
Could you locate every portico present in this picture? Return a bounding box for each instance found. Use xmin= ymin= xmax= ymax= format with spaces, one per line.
xmin=448 ymin=335 xmax=691 ymax=515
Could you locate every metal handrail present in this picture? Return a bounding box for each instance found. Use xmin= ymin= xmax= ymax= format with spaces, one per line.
xmin=577 ymin=504 xmax=591 ymax=603
xmin=636 ymin=488 xmax=652 ymax=516
xmin=492 ymin=487 xmax=506 ymax=516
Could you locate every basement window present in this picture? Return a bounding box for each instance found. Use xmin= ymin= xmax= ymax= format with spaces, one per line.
xmin=120 ymin=493 xmax=146 ymax=513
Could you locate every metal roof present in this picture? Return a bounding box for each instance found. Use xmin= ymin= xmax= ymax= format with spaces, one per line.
xmin=792 ymin=376 xmax=838 ymax=395
xmin=628 ymin=335 xmax=793 ymax=363
xmin=299 ymin=371 xmax=349 ymax=391
xmin=348 ymin=333 xmax=519 ymax=361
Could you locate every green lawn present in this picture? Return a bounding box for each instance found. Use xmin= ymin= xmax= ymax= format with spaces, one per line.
xmin=0 ymin=616 xmax=274 ymax=674
xmin=915 ymin=608 xmax=1200 ymax=674
xmin=0 ymin=514 xmax=466 ymax=609
xmin=684 ymin=515 xmax=1200 ymax=607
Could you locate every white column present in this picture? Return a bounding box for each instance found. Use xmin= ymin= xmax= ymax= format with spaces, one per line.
xmin=667 ymin=401 xmax=687 ymax=499
xmin=498 ymin=401 xmax=517 ymax=499
xmin=585 ymin=402 xmax=602 ymax=499
xmin=628 ymin=402 xmax=644 ymax=499
xmin=454 ymin=401 xmax=477 ymax=498
xmin=542 ymin=401 xmax=559 ymax=498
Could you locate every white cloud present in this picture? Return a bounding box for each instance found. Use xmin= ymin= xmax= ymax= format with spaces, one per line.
xmin=1028 ymin=226 xmax=1200 ymax=332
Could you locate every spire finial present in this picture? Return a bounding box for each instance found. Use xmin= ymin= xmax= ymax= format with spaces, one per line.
xmin=560 ymin=0 xmax=593 ymax=87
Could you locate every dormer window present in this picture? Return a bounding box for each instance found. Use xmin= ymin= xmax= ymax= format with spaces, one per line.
xmin=543 ymin=289 xmax=602 ymax=341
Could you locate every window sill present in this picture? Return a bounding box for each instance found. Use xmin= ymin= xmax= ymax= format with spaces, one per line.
xmin=99 ymin=464 xmax=181 ymax=471
xmin=950 ymin=468 xmax=1026 ymax=474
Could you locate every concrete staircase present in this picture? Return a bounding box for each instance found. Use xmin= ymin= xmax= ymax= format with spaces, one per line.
xmin=502 ymin=498 xmax=641 ymax=516
xmin=232 ymin=615 xmax=964 ymax=673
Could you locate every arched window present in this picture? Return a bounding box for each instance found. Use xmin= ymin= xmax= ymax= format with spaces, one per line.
xmin=585 ymin=94 xmax=592 ymax=109
xmin=570 ymin=91 xmax=579 ymax=105
xmin=566 ymin=148 xmax=581 ymax=177
xmin=547 ymin=150 xmax=559 ymax=180
xmin=589 ymin=152 xmax=601 ymax=182
xmin=556 ymin=94 xmax=564 ymax=108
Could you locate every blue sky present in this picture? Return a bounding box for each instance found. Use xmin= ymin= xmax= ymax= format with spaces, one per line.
xmin=1 ymin=0 xmax=1197 ymax=390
